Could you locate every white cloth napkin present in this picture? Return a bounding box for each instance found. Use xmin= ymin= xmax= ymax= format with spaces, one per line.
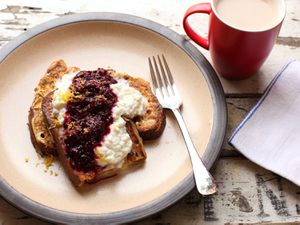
xmin=230 ymin=60 xmax=300 ymax=186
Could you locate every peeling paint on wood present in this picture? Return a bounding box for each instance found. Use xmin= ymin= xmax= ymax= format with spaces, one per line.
xmin=0 ymin=5 xmax=51 ymax=14
xmin=226 ymin=223 xmax=300 ymax=225
xmin=231 ymin=190 xmax=253 ymax=213
xmin=296 ymin=204 xmax=300 ymax=215
xmin=133 ymin=159 xmax=300 ymax=225
xmin=0 ymin=5 xmax=21 ymax=13
xmin=256 ymin=175 xmax=291 ymax=217
xmin=277 ymin=37 xmax=300 ymax=48
xmin=0 ymin=1 xmax=298 ymax=224
xmin=224 ymin=98 xmax=258 ymax=151
xmin=256 ymin=174 xmax=270 ymax=218
xmin=204 ymin=195 xmax=218 ymax=221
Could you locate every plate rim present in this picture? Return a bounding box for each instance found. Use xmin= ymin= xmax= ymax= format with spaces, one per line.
xmin=0 ymin=12 xmax=227 ymax=224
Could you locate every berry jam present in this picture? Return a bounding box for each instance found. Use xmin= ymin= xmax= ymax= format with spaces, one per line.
xmin=63 ymin=68 xmax=117 ymax=172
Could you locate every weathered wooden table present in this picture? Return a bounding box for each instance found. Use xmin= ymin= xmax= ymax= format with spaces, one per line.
xmin=0 ymin=1 xmax=299 ymax=224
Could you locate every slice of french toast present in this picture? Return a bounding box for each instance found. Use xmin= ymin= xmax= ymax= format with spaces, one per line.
xmin=28 ymin=60 xmax=80 ymax=156
xmin=29 ymin=60 xmax=166 ymax=186
xmin=28 ymin=60 xmax=165 ymax=157
xmin=42 ymin=92 xmax=146 ymax=186
xmin=113 ymin=73 xmax=166 ymax=140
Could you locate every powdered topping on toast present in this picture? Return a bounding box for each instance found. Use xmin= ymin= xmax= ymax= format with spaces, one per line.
xmin=51 ymin=68 xmax=147 ymax=172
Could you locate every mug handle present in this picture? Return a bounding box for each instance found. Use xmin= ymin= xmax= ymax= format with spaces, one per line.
xmin=183 ymin=3 xmax=212 ymax=50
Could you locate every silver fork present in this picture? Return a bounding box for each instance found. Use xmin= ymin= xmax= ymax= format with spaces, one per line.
xmin=148 ymin=55 xmax=218 ymax=195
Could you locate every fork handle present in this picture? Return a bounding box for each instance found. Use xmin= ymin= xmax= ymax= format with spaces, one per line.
xmin=172 ymin=108 xmax=218 ymax=195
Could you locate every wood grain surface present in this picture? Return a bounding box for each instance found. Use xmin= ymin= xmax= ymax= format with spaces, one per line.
xmin=0 ymin=0 xmax=299 ymax=224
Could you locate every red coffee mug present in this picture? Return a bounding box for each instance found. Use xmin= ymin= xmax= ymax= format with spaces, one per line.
xmin=183 ymin=1 xmax=285 ymax=80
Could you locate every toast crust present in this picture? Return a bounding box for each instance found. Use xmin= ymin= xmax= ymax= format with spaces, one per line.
xmin=28 ymin=60 xmax=68 ymax=156
xmin=120 ymin=74 xmax=166 ymax=140
xmin=28 ymin=60 xmax=79 ymax=156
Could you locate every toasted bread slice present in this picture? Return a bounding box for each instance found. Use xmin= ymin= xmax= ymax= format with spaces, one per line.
xmin=112 ymin=73 xmax=166 ymax=140
xmin=28 ymin=60 xmax=80 ymax=156
xmin=29 ymin=60 xmax=165 ymax=156
xmin=42 ymin=91 xmax=146 ymax=186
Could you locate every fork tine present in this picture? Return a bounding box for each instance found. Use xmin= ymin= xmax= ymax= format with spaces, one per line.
xmin=162 ymin=55 xmax=182 ymax=101
xmin=161 ymin=54 xmax=176 ymax=95
xmin=148 ymin=57 xmax=158 ymax=90
xmin=157 ymin=55 xmax=171 ymax=96
xmin=162 ymin=54 xmax=174 ymax=85
xmin=152 ymin=56 xmax=167 ymax=97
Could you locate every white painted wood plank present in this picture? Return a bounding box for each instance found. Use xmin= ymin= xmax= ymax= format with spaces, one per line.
xmin=224 ymin=98 xmax=259 ymax=152
xmin=0 ymin=158 xmax=298 ymax=225
xmin=0 ymin=1 xmax=298 ymax=224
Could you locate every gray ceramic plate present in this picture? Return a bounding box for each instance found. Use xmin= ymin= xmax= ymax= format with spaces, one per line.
xmin=0 ymin=13 xmax=226 ymax=224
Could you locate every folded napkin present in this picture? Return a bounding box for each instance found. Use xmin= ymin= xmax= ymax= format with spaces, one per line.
xmin=230 ymin=60 xmax=300 ymax=186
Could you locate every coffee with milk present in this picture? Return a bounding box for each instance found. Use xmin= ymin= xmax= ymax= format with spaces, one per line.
xmin=215 ymin=0 xmax=283 ymax=31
